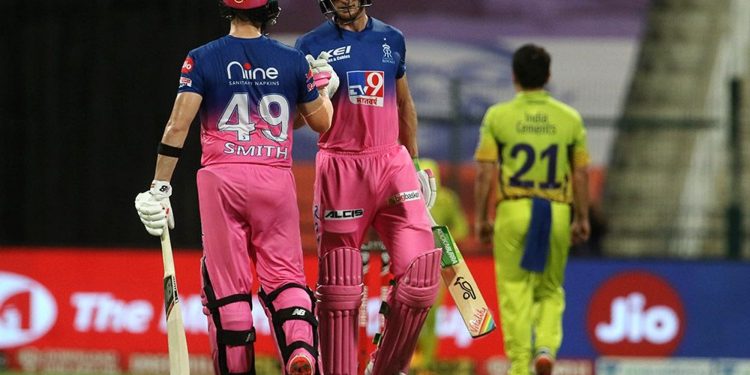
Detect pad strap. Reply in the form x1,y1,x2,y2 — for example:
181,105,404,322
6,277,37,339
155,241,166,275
202,259,256,375
258,284,319,367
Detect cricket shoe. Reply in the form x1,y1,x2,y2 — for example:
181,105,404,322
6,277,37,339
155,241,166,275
533,349,554,375
364,361,406,375
287,353,313,375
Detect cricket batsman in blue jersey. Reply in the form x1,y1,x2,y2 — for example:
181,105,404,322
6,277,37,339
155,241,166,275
134,1,337,374
295,1,441,374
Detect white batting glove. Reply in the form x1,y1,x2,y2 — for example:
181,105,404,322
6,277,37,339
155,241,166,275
134,180,175,237
305,51,340,98
417,169,437,210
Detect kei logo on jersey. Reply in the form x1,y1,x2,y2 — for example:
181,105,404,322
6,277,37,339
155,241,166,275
325,45,352,62
347,70,384,107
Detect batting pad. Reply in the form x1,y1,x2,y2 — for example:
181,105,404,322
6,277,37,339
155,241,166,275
369,249,441,375
316,247,364,375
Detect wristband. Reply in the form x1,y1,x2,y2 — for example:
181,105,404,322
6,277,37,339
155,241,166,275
157,142,183,158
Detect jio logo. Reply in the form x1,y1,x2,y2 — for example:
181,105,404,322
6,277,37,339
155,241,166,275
587,271,685,356
0,272,57,348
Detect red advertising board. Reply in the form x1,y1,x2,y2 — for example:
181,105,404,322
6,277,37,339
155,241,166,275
0,247,504,372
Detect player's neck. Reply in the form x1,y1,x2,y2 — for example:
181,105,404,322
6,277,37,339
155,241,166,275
337,13,368,32
229,20,262,39
514,83,545,93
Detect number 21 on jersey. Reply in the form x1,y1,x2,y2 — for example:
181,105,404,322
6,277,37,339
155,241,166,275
508,143,563,189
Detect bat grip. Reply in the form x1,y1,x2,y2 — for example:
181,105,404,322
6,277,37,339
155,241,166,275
425,207,438,227
160,227,176,276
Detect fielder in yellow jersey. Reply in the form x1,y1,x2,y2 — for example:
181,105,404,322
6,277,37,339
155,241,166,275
474,44,591,375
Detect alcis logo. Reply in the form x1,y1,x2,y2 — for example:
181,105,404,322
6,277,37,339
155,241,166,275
324,209,364,220
0,272,57,349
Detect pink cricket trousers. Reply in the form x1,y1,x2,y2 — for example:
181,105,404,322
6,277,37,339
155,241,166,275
197,163,316,375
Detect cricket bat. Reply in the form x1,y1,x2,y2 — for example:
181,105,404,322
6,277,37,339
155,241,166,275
357,246,371,374
428,212,496,338
160,227,191,375
374,246,392,346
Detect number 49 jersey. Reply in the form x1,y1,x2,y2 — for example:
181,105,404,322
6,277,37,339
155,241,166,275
295,18,406,152
178,35,318,168
474,91,590,204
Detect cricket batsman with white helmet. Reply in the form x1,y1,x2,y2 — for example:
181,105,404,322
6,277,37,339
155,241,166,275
134,1,336,373
294,1,442,374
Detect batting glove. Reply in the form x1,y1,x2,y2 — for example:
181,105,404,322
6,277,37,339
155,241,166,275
416,168,437,210
306,51,340,98
134,180,175,237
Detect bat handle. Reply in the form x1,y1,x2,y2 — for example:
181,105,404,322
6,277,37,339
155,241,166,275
160,227,176,276
425,206,438,227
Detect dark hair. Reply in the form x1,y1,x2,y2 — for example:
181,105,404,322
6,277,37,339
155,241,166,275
218,1,280,31
512,44,551,89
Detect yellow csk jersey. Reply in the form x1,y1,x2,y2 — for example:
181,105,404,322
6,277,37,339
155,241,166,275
474,90,590,203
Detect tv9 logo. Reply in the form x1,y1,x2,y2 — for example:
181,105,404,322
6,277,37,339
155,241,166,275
587,271,684,356
347,70,384,107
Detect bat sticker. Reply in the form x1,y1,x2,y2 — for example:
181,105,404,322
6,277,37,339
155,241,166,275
454,276,477,300
164,275,179,315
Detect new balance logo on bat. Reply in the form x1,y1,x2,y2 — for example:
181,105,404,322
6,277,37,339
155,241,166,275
454,277,477,300
324,209,364,220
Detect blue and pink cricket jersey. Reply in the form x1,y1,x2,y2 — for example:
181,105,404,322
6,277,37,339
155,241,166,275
295,17,406,152
178,35,318,168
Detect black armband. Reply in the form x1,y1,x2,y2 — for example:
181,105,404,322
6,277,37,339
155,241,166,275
157,142,183,158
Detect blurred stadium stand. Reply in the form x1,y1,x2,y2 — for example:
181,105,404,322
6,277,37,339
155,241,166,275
603,0,750,259
0,0,745,257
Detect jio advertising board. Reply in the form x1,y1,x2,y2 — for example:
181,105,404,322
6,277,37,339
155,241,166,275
562,259,750,358
1,248,749,373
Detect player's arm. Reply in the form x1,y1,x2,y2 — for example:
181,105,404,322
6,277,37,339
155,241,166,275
571,158,591,245
570,116,592,245
153,92,203,182
474,160,496,244
296,51,337,132
473,113,499,243
135,92,202,237
396,74,418,157
298,95,333,134
397,74,437,208
293,113,307,129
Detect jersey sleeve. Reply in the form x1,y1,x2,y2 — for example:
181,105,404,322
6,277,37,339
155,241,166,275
177,53,204,95
571,113,591,168
294,37,310,56
297,52,319,104
474,109,499,162
397,34,406,78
